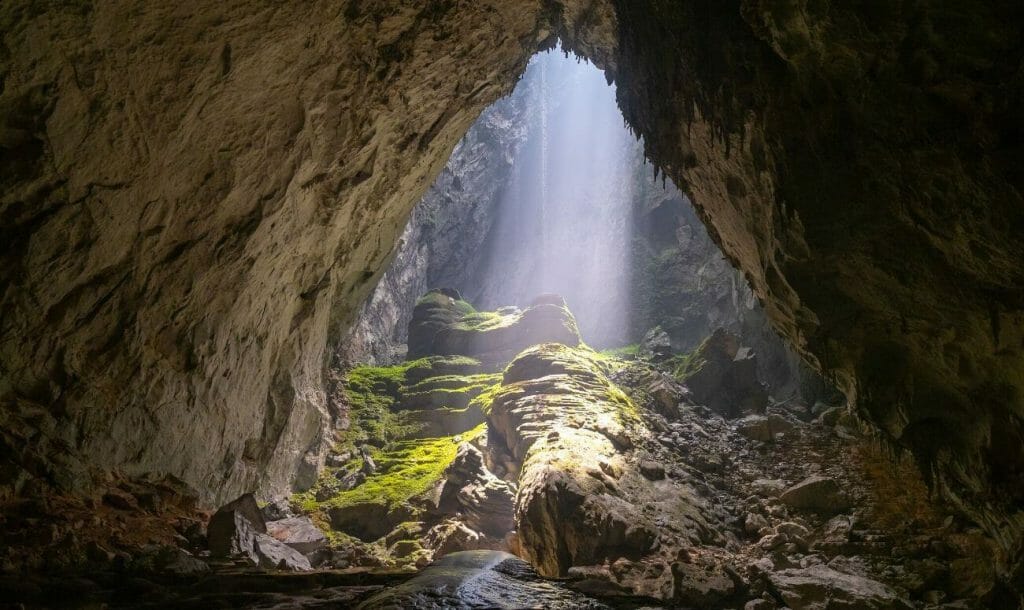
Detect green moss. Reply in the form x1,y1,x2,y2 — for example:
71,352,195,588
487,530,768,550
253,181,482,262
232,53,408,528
599,343,640,359
316,426,485,511
452,310,517,331
401,373,501,395
666,345,706,381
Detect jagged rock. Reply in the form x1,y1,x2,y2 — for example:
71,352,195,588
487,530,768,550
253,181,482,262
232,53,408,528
780,477,852,515
768,564,913,610
266,516,327,555
640,326,674,360
206,496,311,571
441,443,515,537
251,533,312,571
260,498,293,522
647,373,688,418
745,513,770,535
736,414,795,442
681,330,769,419
207,494,267,557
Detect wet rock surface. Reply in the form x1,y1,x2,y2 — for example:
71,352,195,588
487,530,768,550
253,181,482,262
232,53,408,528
356,550,614,610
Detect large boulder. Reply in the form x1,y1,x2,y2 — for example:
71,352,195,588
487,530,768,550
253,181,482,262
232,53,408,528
679,329,769,418
407,289,473,359
266,516,328,556
779,476,853,515
486,344,716,598
207,493,311,571
207,493,266,557
768,564,913,610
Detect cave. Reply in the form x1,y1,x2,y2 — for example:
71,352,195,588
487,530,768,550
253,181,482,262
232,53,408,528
1,2,1022,608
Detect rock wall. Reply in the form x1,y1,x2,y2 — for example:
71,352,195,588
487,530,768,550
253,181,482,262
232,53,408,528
0,0,547,503
2,0,1022,575
340,75,534,365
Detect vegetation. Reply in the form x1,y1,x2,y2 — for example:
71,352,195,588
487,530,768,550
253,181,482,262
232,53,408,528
599,343,641,359
299,427,485,514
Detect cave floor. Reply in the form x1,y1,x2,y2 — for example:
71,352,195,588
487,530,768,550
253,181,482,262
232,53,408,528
1,398,992,609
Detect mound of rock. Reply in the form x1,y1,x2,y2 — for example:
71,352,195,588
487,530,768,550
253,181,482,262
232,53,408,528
486,344,717,599
208,493,314,571
679,329,768,418
407,291,581,364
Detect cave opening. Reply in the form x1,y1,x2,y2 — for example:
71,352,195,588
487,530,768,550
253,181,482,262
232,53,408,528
3,2,1022,607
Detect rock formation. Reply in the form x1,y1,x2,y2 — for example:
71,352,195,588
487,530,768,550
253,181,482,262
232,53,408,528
1,0,1022,593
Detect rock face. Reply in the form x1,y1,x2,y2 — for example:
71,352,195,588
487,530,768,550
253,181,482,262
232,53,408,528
680,329,770,418
441,443,516,537
340,81,533,365
1,0,1022,577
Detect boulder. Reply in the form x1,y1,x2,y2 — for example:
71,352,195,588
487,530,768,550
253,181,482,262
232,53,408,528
207,493,267,557
647,373,688,418
681,329,769,418
768,564,913,609
260,497,293,522
266,516,328,555
736,414,794,442
252,533,312,571
407,289,470,359
639,326,674,361
206,494,312,571
779,476,852,515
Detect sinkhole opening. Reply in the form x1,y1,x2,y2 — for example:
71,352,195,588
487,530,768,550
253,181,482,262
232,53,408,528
346,47,775,360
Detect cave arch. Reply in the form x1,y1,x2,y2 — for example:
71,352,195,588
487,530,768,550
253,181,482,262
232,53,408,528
1,0,1022,571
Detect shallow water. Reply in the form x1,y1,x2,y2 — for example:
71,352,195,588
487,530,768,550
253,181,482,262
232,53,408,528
357,550,615,609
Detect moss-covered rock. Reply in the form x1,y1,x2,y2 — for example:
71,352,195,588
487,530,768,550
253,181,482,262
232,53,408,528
483,343,714,587
407,292,582,364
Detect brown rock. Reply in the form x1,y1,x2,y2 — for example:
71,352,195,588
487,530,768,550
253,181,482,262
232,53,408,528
779,476,852,515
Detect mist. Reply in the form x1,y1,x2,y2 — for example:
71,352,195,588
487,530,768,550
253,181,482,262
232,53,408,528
464,49,652,347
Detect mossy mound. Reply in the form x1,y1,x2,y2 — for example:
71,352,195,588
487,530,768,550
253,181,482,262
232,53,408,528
295,426,486,542
406,291,582,364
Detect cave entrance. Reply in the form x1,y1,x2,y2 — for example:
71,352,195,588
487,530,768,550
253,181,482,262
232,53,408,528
346,48,761,360
297,46,844,599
